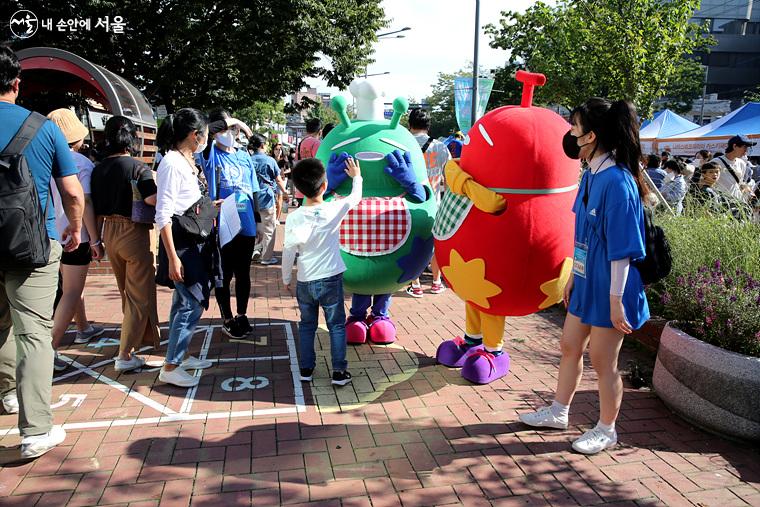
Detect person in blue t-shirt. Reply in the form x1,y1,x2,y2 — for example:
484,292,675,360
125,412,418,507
250,134,287,266
0,45,85,459
520,98,650,456
197,108,259,339
644,153,666,189
447,131,464,158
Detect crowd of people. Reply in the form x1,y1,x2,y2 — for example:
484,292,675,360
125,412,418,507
1,37,757,462
0,46,315,457
643,138,759,219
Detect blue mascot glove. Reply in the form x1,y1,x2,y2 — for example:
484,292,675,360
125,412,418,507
326,151,352,194
383,150,426,202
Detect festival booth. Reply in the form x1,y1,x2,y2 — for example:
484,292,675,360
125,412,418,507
639,109,699,155
657,102,760,156
15,47,157,165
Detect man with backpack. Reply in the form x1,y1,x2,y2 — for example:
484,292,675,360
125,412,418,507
405,108,450,298
0,45,84,459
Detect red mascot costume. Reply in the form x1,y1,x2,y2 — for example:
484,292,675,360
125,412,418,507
433,71,579,384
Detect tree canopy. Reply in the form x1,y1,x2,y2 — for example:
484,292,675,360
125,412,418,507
3,0,386,112
485,0,713,119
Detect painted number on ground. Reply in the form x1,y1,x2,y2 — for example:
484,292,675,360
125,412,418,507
220,376,270,392
50,394,87,409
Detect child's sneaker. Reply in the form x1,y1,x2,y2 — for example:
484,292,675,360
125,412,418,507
300,368,314,382
406,285,424,298
430,281,446,294
331,370,352,386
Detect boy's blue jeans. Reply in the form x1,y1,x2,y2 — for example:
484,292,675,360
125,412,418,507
296,273,347,372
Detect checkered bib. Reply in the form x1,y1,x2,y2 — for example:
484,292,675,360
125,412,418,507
339,196,411,256
433,189,473,240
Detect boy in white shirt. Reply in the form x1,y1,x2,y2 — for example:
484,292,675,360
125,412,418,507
282,155,362,386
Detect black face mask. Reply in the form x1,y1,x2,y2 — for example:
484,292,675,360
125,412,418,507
562,129,591,160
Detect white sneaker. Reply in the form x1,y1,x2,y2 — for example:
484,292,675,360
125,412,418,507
2,392,19,414
21,426,66,459
159,366,199,387
114,354,146,372
74,325,105,344
572,427,618,455
181,356,213,370
519,406,569,429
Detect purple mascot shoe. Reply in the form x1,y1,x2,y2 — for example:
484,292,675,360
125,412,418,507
461,349,511,384
436,336,485,367
368,315,396,344
346,317,369,345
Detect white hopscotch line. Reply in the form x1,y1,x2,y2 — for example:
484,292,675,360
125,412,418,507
179,325,214,414
0,322,306,436
61,357,178,416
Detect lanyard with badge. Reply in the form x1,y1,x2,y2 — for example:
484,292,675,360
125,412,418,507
572,155,611,279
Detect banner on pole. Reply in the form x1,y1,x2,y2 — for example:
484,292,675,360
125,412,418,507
454,76,494,134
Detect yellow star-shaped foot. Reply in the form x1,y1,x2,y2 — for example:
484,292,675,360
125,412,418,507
538,257,574,310
441,249,502,309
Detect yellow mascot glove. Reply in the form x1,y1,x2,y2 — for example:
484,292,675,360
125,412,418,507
445,159,506,213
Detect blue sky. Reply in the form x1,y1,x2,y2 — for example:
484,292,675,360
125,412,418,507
307,0,549,103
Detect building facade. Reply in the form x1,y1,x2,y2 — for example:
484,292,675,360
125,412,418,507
692,0,760,103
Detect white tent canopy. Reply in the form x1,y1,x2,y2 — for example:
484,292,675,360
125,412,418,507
657,102,760,155
639,109,699,154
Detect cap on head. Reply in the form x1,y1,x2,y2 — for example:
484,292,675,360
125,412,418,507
728,134,756,149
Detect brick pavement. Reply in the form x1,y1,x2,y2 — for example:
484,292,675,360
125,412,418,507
0,221,758,506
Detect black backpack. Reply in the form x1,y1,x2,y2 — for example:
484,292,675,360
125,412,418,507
632,207,672,285
0,112,51,270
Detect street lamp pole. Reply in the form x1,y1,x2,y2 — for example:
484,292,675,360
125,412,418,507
471,0,480,128
699,64,709,125
365,27,411,79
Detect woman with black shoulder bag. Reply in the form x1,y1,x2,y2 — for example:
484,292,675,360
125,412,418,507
155,108,218,388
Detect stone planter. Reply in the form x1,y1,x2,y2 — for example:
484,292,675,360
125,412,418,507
653,323,760,441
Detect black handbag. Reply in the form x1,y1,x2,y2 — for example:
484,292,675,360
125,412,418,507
173,195,218,241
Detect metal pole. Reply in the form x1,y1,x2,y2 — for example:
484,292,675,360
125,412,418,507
471,0,480,128
699,65,709,125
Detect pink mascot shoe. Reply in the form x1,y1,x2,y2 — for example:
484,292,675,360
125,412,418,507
345,317,369,344
368,315,396,344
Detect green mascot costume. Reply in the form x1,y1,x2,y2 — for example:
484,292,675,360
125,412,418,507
315,79,437,344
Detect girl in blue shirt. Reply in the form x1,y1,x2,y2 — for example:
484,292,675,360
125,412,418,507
197,108,259,339
520,98,650,455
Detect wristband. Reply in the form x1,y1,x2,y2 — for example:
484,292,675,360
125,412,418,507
91,240,102,247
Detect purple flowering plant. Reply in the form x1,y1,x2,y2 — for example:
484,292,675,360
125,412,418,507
660,260,760,357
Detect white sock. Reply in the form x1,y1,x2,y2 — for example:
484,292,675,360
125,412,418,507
550,400,569,420
596,420,616,435
411,282,421,288
432,277,441,284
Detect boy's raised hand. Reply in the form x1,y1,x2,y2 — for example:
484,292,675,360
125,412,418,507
344,157,361,178
326,151,351,193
